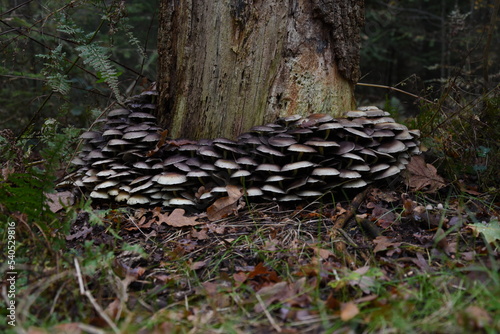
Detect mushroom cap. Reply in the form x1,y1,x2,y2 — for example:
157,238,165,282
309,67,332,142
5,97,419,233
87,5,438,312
268,136,297,147
187,170,211,178
372,165,401,180
80,131,102,140
304,139,340,148
96,169,117,177
262,184,286,194
236,157,258,166
115,191,130,202
108,139,132,146
167,198,196,206
346,111,367,118
339,170,362,179
214,159,240,170
128,112,157,121
377,140,407,153
342,179,368,188
102,129,123,137
281,161,315,172
256,163,281,172
256,145,286,157
343,127,371,139
198,146,222,159
245,187,264,196
287,144,317,154
231,170,251,178
164,155,189,166
127,194,149,205
295,190,323,197
311,167,340,176
130,175,152,185
130,181,154,194
90,190,109,199
108,108,130,118
155,172,187,185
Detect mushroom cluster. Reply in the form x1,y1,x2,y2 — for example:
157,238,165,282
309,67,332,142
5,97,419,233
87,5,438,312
71,89,420,208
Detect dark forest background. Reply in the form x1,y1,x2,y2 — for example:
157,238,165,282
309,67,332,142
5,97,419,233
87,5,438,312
1,0,499,189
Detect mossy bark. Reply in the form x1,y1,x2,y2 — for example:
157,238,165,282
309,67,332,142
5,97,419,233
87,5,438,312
157,0,364,140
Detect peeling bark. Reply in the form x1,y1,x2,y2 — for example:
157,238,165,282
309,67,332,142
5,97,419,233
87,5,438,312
157,0,364,140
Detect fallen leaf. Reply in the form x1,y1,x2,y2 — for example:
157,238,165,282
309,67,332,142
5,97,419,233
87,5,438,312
65,226,93,241
191,228,209,240
206,185,243,221
467,220,500,245
207,223,226,234
311,246,334,260
405,156,446,192
104,298,122,320
373,236,402,253
45,191,74,213
340,302,359,321
190,260,207,270
156,208,203,227
458,305,492,330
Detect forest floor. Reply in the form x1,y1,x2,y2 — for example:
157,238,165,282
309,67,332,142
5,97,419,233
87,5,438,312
24,171,500,334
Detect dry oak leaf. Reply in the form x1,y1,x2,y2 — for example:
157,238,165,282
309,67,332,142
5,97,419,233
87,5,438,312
45,191,74,213
373,236,402,253
405,156,446,192
207,185,244,221
156,208,203,227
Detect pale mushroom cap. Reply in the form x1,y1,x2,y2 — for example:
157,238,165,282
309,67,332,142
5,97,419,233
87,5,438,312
155,172,187,185
342,179,368,188
377,140,407,153
214,159,240,169
372,165,401,180
246,187,264,196
127,195,149,205
262,184,286,194
311,167,340,176
94,180,119,190
90,190,110,199
256,163,281,172
281,161,315,172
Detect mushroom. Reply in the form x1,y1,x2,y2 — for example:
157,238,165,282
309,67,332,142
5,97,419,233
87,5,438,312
377,140,407,154
127,194,150,205
155,172,187,185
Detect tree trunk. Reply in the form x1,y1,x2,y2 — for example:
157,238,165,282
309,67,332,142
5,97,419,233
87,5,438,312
156,0,364,140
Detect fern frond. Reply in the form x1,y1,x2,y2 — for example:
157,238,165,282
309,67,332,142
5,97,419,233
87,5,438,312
76,43,123,102
37,44,71,95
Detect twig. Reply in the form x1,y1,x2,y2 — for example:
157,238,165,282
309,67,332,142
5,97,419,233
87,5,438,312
255,293,282,333
330,188,370,267
356,82,436,106
74,258,121,334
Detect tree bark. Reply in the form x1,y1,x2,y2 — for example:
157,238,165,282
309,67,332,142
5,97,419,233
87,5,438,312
157,0,364,140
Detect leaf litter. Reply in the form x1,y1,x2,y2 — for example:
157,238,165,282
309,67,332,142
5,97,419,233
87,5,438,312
57,160,500,332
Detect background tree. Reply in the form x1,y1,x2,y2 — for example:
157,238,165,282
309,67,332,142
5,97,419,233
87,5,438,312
155,0,364,139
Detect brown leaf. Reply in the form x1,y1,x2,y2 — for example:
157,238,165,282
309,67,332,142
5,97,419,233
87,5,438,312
65,226,93,241
45,191,74,213
156,208,203,227
191,228,209,240
311,246,334,260
373,236,402,253
405,156,446,192
206,185,243,221
190,260,207,270
104,298,122,320
340,302,359,321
